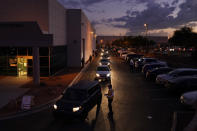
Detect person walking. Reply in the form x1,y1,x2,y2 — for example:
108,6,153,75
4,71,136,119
81,57,84,67
89,55,92,62
105,84,114,114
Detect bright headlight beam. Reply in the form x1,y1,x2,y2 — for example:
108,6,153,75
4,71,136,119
53,104,57,110
73,107,81,112
96,73,100,77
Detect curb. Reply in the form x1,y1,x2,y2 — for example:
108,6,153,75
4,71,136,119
0,61,92,121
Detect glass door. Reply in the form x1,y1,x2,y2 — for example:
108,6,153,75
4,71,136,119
17,57,27,76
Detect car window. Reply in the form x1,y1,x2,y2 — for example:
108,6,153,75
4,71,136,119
63,89,86,101
97,67,109,71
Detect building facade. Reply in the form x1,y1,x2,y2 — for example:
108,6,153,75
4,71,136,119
67,9,96,67
0,0,96,84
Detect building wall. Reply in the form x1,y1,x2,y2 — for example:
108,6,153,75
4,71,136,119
81,11,96,63
0,0,67,46
66,9,81,67
48,0,66,46
0,0,49,32
66,9,96,67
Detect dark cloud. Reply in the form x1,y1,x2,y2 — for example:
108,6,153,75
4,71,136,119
102,0,197,35
81,0,106,6
60,0,197,35
60,0,108,7
175,0,197,25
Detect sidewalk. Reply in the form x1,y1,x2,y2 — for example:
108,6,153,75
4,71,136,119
0,68,80,117
0,76,32,109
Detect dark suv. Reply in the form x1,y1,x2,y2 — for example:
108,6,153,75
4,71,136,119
52,81,102,120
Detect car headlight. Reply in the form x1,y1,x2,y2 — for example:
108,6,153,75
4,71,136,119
53,104,58,110
96,73,100,77
101,53,104,56
99,62,102,65
107,63,110,65
73,106,81,112
107,73,110,77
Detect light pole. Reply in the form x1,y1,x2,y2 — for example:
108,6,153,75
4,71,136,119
144,23,148,52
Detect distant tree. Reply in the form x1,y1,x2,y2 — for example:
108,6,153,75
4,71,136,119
169,26,197,48
112,35,156,52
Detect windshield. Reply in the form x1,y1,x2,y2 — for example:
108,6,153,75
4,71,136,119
63,89,86,101
101,59,109,62
97,67,109,71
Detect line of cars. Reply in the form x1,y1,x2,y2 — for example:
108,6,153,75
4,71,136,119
116,48,197,108
95,49,111,82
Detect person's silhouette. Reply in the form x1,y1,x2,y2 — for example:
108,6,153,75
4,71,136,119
105,84,114,113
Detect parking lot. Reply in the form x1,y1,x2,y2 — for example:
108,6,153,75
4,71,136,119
0,51,195,131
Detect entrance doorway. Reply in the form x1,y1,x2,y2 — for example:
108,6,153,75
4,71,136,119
17,57,27,76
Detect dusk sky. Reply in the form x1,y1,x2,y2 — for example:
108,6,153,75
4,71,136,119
59,0,197,37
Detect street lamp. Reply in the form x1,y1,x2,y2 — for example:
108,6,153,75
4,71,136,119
144,24,148,52
144,24,148,37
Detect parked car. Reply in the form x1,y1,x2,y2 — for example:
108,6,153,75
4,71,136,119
52,80,102,120
156,68,197,85
96,65,111,81
142,63,168,76
180,91,197,106
146,67,173,81
135,58,161,71
164,75,197,92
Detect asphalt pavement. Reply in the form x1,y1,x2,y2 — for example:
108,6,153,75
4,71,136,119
0,55,189,131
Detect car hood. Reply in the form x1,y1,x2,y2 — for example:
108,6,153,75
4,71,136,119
56,99,81,107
